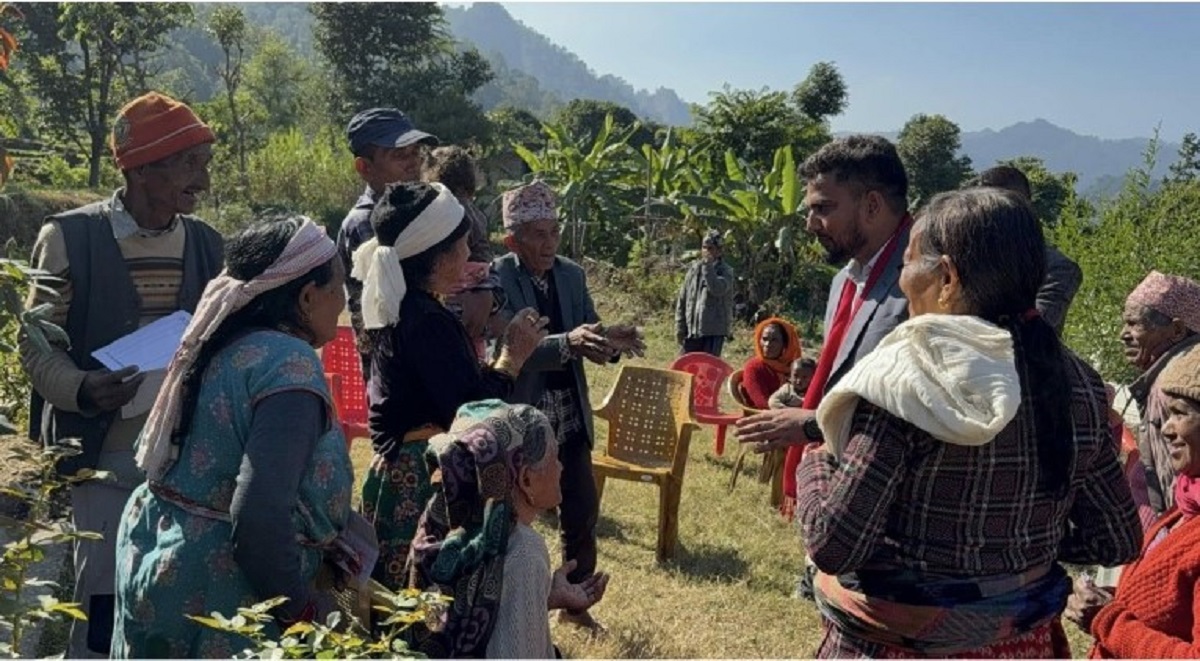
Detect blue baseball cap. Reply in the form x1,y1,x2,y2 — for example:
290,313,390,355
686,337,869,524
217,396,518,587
346,108,438,156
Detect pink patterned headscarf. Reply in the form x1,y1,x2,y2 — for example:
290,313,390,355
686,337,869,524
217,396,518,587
136,218,337,481
501,180,557,229
1126,270,1200,333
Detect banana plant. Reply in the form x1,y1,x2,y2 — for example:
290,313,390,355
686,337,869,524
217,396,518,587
509,112,643,261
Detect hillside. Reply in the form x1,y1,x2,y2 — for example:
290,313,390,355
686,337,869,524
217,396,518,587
167,3,1176,192
842,119,1181,197
173,2,692,125
441,3,693,125
961,119,1180,195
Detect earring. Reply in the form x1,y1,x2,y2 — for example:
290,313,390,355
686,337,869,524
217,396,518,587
937,296,949,310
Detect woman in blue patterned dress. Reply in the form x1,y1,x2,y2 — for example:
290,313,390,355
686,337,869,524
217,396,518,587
112,216,355,657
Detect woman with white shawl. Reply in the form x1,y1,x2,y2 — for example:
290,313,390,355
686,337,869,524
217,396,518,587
796,188,1142,658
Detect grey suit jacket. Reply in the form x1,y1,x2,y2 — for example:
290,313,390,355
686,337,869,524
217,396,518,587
822,224,912,394
493,252,601,445
1039,245,1083,335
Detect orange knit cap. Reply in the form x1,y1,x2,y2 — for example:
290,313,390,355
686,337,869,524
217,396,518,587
109,92,216,170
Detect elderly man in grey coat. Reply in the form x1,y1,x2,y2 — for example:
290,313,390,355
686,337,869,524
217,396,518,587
493,180,644,633
675,229,735,357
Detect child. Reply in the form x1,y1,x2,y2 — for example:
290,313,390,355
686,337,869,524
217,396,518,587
769,357,816,409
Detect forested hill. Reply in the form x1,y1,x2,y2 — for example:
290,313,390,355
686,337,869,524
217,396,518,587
441,3,693,124
179,2,692,125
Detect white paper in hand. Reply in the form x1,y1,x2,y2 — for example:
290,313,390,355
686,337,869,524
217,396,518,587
91,310,192,372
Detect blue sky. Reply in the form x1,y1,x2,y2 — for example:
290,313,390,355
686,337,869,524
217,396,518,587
495,2,1200,141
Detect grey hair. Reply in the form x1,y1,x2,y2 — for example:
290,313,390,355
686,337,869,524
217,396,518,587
914,188,1045,321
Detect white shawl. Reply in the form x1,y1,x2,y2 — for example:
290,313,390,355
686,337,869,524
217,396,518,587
816,314,1021,456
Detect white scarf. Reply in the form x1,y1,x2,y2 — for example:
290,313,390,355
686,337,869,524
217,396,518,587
351,182,464,330
137,218,337,481
816,314,1021,457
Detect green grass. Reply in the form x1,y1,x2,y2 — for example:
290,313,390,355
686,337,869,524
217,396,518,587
348,280,1098,658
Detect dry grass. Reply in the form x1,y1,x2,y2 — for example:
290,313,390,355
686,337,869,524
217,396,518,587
348,285,1098,658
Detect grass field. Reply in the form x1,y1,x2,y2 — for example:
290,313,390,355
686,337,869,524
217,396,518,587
349,281,1097,658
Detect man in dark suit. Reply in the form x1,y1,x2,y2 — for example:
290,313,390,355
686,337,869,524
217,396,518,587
967,165,1083,335
493,180,643,631
735,135,913,597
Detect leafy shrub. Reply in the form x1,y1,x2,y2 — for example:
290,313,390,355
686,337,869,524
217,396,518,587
1054,155,1200,382
189,590,450,659
245,127,361,230
0,440,105,657
0,251,64,434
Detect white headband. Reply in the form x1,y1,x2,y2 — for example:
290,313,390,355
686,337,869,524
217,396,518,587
351,182,464,330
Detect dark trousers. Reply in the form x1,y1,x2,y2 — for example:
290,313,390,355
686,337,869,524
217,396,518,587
556,425,598,591
681,335,725,358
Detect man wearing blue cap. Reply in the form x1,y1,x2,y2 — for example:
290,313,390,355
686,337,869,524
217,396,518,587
335,108,439,376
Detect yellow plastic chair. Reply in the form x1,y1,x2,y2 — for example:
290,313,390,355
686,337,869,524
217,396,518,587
592,365,700,562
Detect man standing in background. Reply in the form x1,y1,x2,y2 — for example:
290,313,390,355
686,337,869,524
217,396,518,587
675,229,735,357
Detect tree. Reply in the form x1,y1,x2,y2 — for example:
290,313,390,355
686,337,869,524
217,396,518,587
550,99,653,150
243,32,310,135
987,156,1080,226
1167,132,1200,184
692,86,829,175
896,113,973,207
486,106,543,152
208,6,248,187
311,3,493,144
511,114,643,261
19,2,192,186
792,61,848,122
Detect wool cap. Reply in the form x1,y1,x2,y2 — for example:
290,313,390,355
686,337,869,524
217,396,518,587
1158,343,1200,404
110,92,216,170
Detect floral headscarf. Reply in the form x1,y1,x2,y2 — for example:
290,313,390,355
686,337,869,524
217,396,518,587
405,399,555,657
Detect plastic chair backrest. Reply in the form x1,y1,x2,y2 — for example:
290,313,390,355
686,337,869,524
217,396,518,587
728,369,749,408
669,352,733,415
598,366,695,466
321,326,368,428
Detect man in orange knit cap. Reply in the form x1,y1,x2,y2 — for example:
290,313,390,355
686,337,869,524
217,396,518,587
20,91,224,657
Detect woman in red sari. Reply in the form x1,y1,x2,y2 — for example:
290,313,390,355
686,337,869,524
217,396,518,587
741,317,802,409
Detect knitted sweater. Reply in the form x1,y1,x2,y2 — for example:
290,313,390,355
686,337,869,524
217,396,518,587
1089,509,1200,658
486,524,554,659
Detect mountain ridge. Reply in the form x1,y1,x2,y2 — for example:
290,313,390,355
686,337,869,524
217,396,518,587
839,118,1181,195
441,3,693,125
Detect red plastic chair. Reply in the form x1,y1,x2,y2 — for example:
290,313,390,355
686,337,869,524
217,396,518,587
669,352,741,456
321,326,369,449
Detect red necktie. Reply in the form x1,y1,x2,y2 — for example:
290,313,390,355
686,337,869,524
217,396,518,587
781,276,858,515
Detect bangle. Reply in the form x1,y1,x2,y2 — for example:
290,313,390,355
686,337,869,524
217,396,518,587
493,353,519,379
